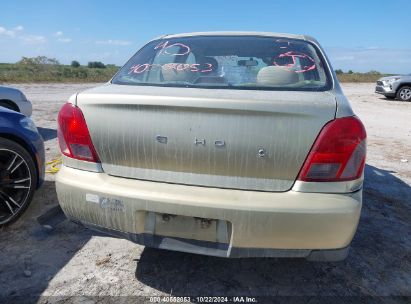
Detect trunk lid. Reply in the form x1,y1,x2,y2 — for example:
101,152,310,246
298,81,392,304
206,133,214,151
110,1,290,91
76,84,336,191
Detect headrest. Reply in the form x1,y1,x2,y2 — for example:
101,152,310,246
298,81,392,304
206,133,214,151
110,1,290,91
256,66,299,86
198,56,218,75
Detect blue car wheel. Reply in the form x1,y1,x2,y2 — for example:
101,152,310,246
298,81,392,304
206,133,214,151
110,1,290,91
0,137,37,226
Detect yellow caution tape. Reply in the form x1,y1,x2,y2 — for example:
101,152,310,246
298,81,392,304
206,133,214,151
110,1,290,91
45,157,62,174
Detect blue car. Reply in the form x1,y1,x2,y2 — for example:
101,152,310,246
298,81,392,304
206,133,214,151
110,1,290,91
0,107,45,226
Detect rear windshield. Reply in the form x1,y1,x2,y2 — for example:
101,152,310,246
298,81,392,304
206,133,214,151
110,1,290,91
112,36,331,91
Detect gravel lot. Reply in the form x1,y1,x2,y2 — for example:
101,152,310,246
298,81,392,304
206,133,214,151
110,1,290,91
0,83,410,302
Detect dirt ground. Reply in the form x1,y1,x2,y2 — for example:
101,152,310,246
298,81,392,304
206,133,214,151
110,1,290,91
0,83,410,302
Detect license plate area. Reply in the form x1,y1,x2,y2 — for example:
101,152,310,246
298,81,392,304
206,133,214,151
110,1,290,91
144,212,231,246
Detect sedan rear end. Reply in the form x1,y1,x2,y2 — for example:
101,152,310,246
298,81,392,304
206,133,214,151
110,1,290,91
56,32,366,261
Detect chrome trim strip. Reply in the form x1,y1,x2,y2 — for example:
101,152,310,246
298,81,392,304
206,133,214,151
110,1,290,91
292,175,363,193
62,155,103,173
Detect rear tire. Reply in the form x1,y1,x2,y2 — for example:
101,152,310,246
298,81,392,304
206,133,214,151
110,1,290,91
0,138,37,227
396,86,411,102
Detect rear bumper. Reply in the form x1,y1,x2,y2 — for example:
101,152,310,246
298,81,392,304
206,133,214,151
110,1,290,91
33,136,45,188
17,99,32,117
56,165,362,260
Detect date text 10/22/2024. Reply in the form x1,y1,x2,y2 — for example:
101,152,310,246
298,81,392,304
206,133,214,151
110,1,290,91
149,296,258,303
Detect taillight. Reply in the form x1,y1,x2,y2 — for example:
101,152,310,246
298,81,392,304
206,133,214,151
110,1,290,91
57,103,100,162
298,116,366,182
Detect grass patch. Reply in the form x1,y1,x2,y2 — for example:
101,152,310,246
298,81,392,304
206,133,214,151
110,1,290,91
0,62,119,83
336,73,390,83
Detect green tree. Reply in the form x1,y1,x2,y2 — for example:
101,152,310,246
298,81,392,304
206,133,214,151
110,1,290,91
17,56,60,65
367,70,381,75
335,69,344,75
88,61,106,69
71,60,80,68
348,70,354,74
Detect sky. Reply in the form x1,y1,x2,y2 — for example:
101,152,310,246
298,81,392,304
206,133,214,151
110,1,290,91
1,0,410,74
